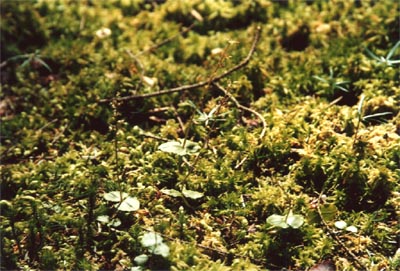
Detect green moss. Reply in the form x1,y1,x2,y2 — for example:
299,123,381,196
1,0,399,270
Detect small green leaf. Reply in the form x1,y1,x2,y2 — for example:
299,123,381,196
286,213,304,229
182,187,204,199
153,242,170,258
158,139,200,156
159,141,186,155
134,254,149,265
104,191,128,202
117,196,140,212
334,220,347,229
96,215,110,223
182,140,201,154
110,219,121,227
141,232,163,248
160,188,182,197
319,204,338,221
96,216,121,227
267,214,289,228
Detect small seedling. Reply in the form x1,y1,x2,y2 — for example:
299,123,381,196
158,139,201,156
266,210,304,229
103,191,140,212
2,49,52,72
353,94,393,147
96,215,122,228
356,95,393,123
313,67,350,94
140,232,170,258
161,187,204,200
132,232,170,270
184,100,228,126
365,40,400,66
334,220,358,233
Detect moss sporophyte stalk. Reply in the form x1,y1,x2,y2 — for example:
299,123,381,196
1,1,399,270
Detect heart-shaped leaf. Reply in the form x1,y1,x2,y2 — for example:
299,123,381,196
140,232,163,248
153,242,170,258
109,218,121,227
266,214,289,228
117,196,140,212
345,225,358,233
104,191,128,202
182,187,204,199
96,215,110,223
160,189,182,197
319,204,338,221
334,220,347,229
159,141,186,155
158,140,200,156
134,254,149,265
267,211,305,229
286,213,304,229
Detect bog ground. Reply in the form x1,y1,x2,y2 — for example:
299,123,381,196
1,1,399,270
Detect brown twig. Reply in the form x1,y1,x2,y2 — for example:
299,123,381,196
98,26,262,103
316,192,367,270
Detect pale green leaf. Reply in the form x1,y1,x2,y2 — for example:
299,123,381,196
141,232,163,248
153,242,170,258
96,215,110,223
182,187,204,199
118,196,140,212
286,214,304,229
345,225,358,233
134,254,149,265
158,141,186,155
266,214,288,228
104,191,128,202
334,220,347,229
160,188,182,197
319,204,338,221
158,140,200,156
109,218,121,227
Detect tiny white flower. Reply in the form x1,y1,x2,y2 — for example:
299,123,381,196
95,27,112,39
142,76,157,87
211,48,224,55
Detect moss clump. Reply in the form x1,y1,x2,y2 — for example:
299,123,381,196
1,0,399,270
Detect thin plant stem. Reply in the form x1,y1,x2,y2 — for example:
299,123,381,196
213,83,267,140
316,192,367,270
98,26,262,103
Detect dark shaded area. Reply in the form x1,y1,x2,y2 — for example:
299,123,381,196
280,24,310,52
337,159,393,212
0,168,18,200
264,228,304,269
0,2,48,62
332,87,360,106
247,143,301,177
295,157,328,193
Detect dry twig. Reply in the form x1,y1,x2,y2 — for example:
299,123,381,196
316,192,367,270
98,26,262,103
